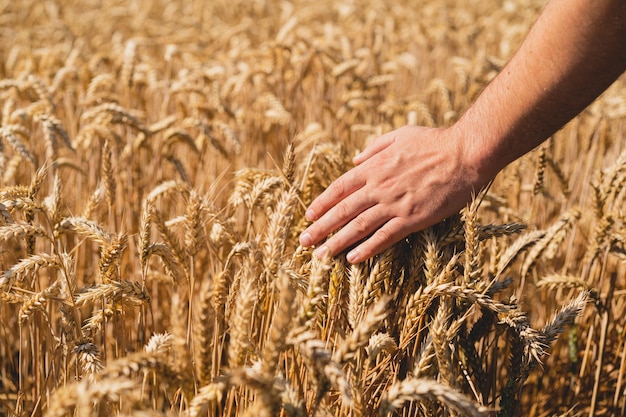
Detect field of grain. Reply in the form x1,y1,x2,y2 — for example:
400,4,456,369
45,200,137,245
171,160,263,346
1,0,625,416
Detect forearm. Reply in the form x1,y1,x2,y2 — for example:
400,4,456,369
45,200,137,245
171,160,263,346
457,0,626,181
299,0,626,263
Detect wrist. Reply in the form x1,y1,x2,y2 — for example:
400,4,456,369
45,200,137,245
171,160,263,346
448,120,503,191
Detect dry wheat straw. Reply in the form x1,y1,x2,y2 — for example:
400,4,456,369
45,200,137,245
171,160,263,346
0,185,30,201
540,291,588,349
431,303,457,388
193,276,215,385
498,308,546,366
0,125,36,165
1,2,620,416
288,326,352,407
463,198,483,285
227,276,258,368
1,253,62,289
263,186,298,277
348,262,367,329
188,380,229,417
45,377,138,417
366,332,397,359
19,279,61,325
299,255,331,328
0,222,50,242
57,216,112,245
44,172,63,223
99,233,127,282
40,114,74,153
184,189,204,258
261,269,296,376
149,205,187,274
143,243,187,283
334,296,391,365
0,290,28,303
74,339,104,380
100,139,115,209
363,248,394,311
533,145,547,195
75,280,149,306
380,378,487,417
536,274,592,292
0,201,13,224
520,208,580,279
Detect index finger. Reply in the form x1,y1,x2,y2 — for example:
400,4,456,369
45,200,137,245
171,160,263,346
305,165,365,222
353,130,396,165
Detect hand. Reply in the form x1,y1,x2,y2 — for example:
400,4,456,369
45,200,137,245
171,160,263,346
300,0,626,264
298,125,488,263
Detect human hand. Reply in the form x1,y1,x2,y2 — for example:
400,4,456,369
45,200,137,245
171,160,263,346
298,125,488,263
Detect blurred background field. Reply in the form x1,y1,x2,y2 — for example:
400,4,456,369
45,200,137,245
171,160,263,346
0,1,625,416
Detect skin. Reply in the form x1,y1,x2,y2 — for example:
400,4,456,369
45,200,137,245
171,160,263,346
299,0,626,264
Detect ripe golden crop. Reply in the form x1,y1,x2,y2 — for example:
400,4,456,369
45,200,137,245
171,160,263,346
0,1,624,416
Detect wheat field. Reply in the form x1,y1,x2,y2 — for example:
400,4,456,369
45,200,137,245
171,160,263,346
0,0,625,416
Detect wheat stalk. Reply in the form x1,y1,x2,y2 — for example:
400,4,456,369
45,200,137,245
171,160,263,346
380,378,487,417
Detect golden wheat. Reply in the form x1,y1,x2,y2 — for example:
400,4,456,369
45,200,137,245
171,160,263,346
1,1,624,416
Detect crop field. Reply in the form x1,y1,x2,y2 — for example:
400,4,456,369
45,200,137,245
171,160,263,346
0,0,625,416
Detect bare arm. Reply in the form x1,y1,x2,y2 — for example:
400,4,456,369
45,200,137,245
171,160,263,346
299,0,626,264
461,0,626,179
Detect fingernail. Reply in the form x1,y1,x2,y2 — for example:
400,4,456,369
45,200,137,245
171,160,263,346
299,232,312,247
346,249,359,264
314,245,329,259
305,208,316,221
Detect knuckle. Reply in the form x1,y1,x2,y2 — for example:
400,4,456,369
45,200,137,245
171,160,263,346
335,201,352,221
375,219,405,247
329,176,346,199
351,214,370,235
374,227,394,244
323,235,344,258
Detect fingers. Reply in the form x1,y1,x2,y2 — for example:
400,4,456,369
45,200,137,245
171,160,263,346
304,166,365,223
352,131,396,165
309,204,390,259
299,183,375,249
302,128,404,248
345,217,413,263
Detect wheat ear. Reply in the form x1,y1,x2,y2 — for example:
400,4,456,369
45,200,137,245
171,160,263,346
380,378,487,417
